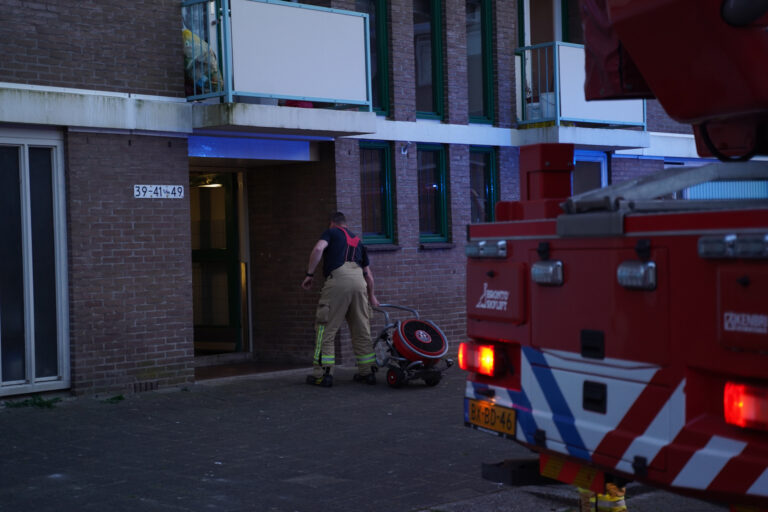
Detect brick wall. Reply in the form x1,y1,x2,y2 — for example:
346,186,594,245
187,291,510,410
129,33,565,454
647,100,693,134
444,0,468,125
246,143,338,364
494,0,517,128
361,140,469,353
390,0,417,122
234,0,521,367
610,155,664,185
1,0,185,97
498,146,521,202
66,132,194,395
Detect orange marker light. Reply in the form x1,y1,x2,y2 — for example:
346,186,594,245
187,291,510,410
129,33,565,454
458,342,468,370
458,342,506,378
478,345,496,376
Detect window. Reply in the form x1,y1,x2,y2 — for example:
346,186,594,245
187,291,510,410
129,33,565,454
470,147,497,223
356,0,390,115
572,150,608,195
518,0,583,45
562,0,584,44
0,131,69,396
467,0,494,122
414,0,443,119
666,160,768,200
417,145,448,242
360,141,394,243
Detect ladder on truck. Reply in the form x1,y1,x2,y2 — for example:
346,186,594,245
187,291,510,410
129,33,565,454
557,161,768,238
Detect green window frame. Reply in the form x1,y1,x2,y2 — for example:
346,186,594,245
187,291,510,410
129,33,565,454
417,144,448,242
467,0,494,123
357,0,390,115
360,141,394,244
469,146,498,223
414,0,444,120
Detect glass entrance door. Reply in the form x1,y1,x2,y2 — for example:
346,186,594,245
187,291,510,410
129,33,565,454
0,133,69,396
190,172,242,354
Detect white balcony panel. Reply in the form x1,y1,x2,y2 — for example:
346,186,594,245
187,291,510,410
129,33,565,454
230,0,368,104
559,45,644,125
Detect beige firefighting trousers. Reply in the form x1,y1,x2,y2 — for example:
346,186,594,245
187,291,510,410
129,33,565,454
312,262,376,378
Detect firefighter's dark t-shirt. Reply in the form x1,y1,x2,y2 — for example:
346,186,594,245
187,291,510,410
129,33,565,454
320,227,369,277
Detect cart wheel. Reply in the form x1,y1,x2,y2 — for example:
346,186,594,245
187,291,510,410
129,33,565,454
387,367,405,388
424,373,441,387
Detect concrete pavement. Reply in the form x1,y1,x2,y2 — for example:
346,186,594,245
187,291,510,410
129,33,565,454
0,366,727,512
1,365,522,511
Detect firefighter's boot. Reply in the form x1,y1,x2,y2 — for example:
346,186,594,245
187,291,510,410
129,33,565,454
306,367,333,387
597,483,627,512
353,366,377,385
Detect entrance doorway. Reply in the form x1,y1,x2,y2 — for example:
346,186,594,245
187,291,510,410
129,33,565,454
190,172,247,355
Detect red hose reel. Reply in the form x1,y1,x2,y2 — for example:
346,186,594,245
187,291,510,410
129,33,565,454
392,319,449,367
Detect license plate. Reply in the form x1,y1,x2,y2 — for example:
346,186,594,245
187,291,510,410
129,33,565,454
468,399,516,437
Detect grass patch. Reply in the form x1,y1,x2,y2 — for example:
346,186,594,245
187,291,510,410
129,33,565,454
103,395,125,404
4,395,62,409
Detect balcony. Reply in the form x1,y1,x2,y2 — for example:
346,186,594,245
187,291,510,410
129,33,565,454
181,0,376,138
514,42,648,151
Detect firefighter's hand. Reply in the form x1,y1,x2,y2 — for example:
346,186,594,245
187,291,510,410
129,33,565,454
301,276,313,290
369,294,380,307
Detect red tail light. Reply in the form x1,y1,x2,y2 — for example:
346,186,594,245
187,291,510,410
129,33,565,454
724,381,768,431
458,342,504,377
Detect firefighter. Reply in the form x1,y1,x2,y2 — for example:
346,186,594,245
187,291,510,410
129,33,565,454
301,212,380,387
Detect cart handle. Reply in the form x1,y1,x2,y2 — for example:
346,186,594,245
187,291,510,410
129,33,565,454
372,304,419,325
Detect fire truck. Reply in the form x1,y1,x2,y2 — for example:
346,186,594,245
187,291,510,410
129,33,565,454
459,0,768,509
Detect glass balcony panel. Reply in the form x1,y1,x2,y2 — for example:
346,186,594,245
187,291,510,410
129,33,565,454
182,0,372,111
516,42,645,128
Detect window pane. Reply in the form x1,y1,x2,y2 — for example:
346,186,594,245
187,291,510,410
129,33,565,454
361,146,385,237
467,0,486,118
357,0,381,110
0,146,26,382
29,147,58,378
565,0,584,44
192,261,230,326
572,160,603,195
685,180,768,200
414,0,434,113
418,150,440,235
470,151,490,223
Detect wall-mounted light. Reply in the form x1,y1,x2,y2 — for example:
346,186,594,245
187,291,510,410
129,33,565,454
401,141,412,155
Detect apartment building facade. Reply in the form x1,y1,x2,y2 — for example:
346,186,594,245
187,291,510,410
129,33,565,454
0,0,709,397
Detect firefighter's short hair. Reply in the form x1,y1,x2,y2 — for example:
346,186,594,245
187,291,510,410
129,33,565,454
330,211,347,225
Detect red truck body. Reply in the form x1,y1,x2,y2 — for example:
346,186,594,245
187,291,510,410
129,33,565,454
461,2,768,506
461,143,768,508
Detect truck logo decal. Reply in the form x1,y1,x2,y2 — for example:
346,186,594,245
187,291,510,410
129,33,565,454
476,282,509,311
724,311,768,335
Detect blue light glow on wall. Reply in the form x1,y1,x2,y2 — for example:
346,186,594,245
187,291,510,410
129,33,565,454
188,136,314,161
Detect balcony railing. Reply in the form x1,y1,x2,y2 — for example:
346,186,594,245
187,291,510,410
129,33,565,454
515,42,645,128
181,0,372,110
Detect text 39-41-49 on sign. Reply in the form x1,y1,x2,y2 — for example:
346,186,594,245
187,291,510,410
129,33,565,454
134,185,185,199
